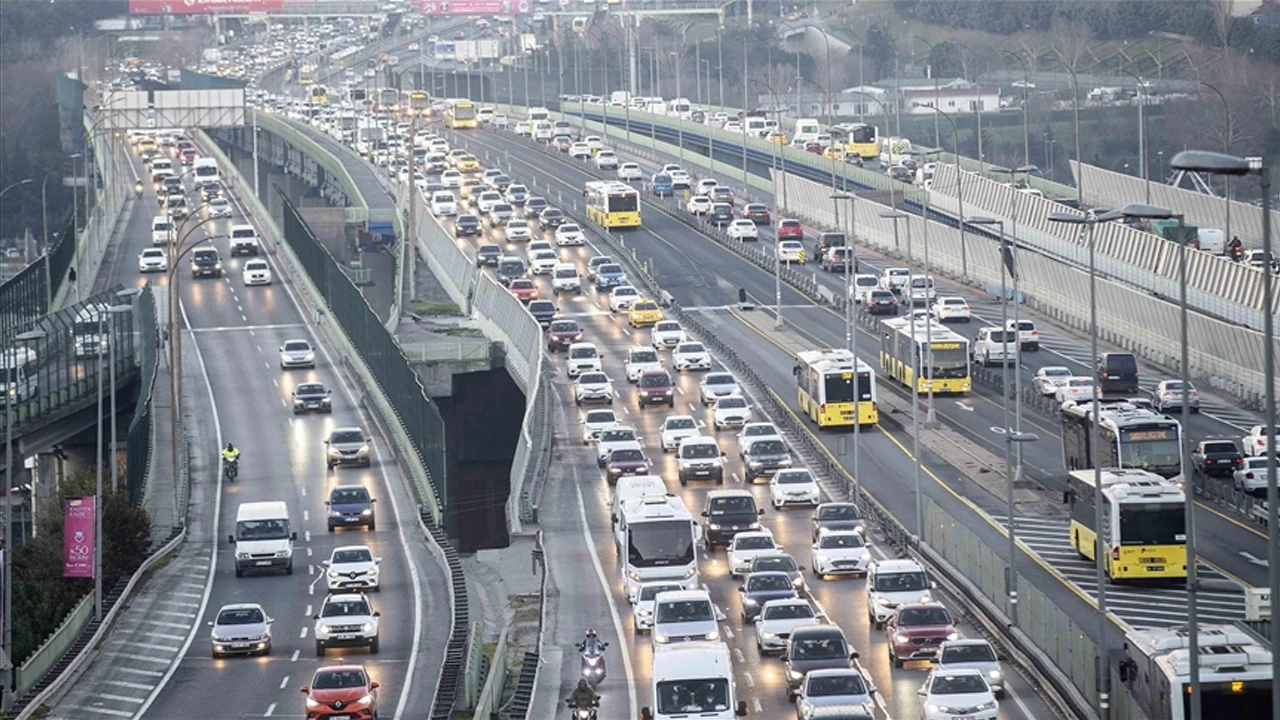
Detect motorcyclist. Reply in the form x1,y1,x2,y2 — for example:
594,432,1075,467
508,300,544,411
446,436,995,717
221,443,241,464
1229,235,1244,261
568,678,599,710
577,628,606,656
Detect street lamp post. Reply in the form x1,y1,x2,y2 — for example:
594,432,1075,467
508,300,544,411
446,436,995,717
111,287,143,493
1117,67,1151,203
914,35,941,149
833,192,861,499
1001,50,1032,169
1198,82,1232,245
94,300,134,621
43,156,80,252
1168,150,1275,720
882,209,924,535
919,105,968,277
1054,57,1084,206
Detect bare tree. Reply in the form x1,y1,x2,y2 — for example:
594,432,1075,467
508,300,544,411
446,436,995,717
1049,17,1094,71
1207,0,1236,80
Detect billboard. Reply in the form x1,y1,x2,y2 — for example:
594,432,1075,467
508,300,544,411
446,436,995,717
63,497,95,579
413,0,533,14
129,0,287,15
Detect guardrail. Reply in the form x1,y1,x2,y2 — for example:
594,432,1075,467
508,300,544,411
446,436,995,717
470,626,509,720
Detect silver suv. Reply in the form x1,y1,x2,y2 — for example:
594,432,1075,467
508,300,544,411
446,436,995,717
313,592,380,656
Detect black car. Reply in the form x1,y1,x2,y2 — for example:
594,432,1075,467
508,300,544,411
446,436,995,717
491,174,513,192
784,625,856,698
524,197,548,218
199,181,222,201
863,289,899,315
190,247,222,278
539,207,566,229
738,571,798,622
476,244,502,267
742,438,792,482
810,502,865,541
325,484,376,532
701,490,764,550
1192,440,1243,478
527,299,558,327
709,203,735,226
455,214,481,236
1097,352,1140,394
546,319,583,351
292,382,333,414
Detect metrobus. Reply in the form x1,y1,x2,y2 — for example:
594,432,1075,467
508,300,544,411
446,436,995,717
1065,468,1186,581
832,123,879,161
378,87,400,111
1061,400,1184,484
613,495,700,602
794,348,878,428
299,64,316,85
309,84,329,105
584,181,641,228
878,317,972,394
1119,624,1273,720
444,99,478,128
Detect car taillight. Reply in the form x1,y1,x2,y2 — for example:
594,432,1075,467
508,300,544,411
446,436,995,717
1245,472,1254,479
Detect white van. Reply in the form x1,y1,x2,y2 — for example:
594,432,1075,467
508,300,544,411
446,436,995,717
151,215,172,245
611,475,667,525
193,157,220,185
668,97,692,120
527,107,550,122
430,190,457,216
652,589,720,644
228,501,296,577
791,118,821,145
1197,227,1225,254
973,326,1016,367
867,558,934,626
641,641,747,720
743,117,769,137
0,346,38,404
149,157,174,182
551,263,581,294
532,121,554,141
907,275,936,305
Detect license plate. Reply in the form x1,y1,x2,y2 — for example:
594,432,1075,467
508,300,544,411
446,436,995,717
335,634,356,640
957,716,975,720
306,402,320,408
694,471,709,476
730,525,740,531
230,643,249,649
1145,565,1165,572
330,715,351,720
254,560,272,566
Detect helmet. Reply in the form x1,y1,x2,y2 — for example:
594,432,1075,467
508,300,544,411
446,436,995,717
585,628,597,638
225,442,234,450
577,678,589,691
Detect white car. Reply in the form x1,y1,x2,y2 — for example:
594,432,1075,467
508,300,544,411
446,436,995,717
279,339,315,368
551,263,581,293
580,408,618,445
527,240,555,255
1055,377,1097,403
712,395,752,430
440,169,462,187
624,346,663,382
573,371,614,405
584,135,604,151
617,162,643,181
313,593,380,656
726,219,758,240
686,195,712,215
566,342,603,378
754,599,821,655
594,150,619,170
936,639,1007,699
879,267,911,292
1006,319,1040,350
596,425,641,466
931,296,971,322
430,191,457,216
695,178,718,195
777,240,804,263
242,259,273,285
1242,425,1279,457
699,372,739,406
659,415,700,452
505,218,532,241
529,250,559,275
608,286,641,312
769,468,820,508
632,581,687,633
138,247,168,273
852,274,880,303
727,529,779,577
555,223,586,246
918,668,999,720
651,321,687,349
568,142,592,159
671,341,711,371
1034,366,1073,396
736,422,781,457
207,196,233,218
322,545,381,592
670,171,693,189
810,529,872,578
1234,456,1270,494
476,191,503,214
514,121,531,136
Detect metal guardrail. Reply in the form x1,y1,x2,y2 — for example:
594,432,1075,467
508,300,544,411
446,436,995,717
471,626,509,720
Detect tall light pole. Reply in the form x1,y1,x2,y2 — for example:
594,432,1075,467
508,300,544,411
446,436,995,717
1198,82,1232,245
671,50,685,165
1169,151,1275,720
920,105,968,277
752,77,788,330
110,288,143,493
94,300,134,621
833,192,861,499
953,41,986,174
1054,56,1083,206
1117,67,1151,203
716,24,725,115
913,35,941,149
42,156,79,252
1001,50,1032,168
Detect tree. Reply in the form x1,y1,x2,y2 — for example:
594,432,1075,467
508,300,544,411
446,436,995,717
863,24,897,82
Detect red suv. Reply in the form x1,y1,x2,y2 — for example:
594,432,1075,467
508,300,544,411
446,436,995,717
886,602,959,668
301,665,379,720
777,219,803,239
637,368,675,408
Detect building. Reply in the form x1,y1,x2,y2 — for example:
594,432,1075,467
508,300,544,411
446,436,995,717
871,78,1001,116
755,79,999,120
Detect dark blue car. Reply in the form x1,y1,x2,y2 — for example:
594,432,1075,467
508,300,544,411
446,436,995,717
594,263,627,290
738,570,798,622
326,484,377,532
651,172,673,197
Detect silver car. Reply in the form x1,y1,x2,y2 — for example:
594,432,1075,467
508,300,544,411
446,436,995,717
279,338,316,368
209,603,273,658
795,668,876,719
325,427,371,469
699,372,739,406
936,639,1006,698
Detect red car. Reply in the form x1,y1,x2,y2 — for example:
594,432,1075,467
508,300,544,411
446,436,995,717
803,141,824,154
301,665,378,720
777,219,804,239
180,148,198,166
508,278,539,303
743,203,771,225
886,602,959,668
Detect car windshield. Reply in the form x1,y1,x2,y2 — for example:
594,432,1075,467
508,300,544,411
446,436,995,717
792,635,847,660
819,504,862,521
1043,367,1071,378
236,519,289,541
321,598,370,617
194,250,217,262
600,264,622,275
600,429,636,443
615,287,637,297
550,321,578,333
217,607,264,625
875,571,928,592
764,603,813,620
611,449,644,464
819,533,865,549
747,574,791,591
561,224,580,233
332,548,373,564
735,536,774,550
744,425,775,436
752,440,785,455
807,673,867,696
656,322,680,332
942,644,997,663
634,301,657,311
753,556,797,572
899,607,952,626
707,375,735,387
585,410,615,424
640,374,669,388
570,347,598,359
666,418,695,430
680,343,705,353
330,430,364,444
330,488,369,505
296,385,326,396
313,669,368,690
718,398,747,409
931,674,989,695
682,443,719,459
579,373,607,384
631,349,658,363
639,584,684,601
775,471,811,485
530,301,555,312
655,679,729,714
708,496,753,514
656,599,713,622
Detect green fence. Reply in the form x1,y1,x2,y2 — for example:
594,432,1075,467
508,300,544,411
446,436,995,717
277,190,448,523
126,285,160,505
0,214,74,339
15,593,93,697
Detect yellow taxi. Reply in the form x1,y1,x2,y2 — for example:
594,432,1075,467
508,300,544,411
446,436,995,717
627,299,664,327
459,179,485,202
823,145,846,161
456,155,481,173
767,131,789,145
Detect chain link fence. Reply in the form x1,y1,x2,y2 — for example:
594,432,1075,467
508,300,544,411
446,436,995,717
0,215,74,340
125,285,160,505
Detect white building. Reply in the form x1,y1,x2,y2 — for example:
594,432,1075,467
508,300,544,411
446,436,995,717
756,79,999,120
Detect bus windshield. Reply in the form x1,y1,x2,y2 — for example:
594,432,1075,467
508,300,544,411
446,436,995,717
608,193,638,213
821,373,872,403
453,103,476,120
1119,504,1185,545
627,521,694,568
851,125,876,144
1119,431,1181,473
924,346,969,379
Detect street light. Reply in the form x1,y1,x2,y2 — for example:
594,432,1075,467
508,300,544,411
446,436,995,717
915,104,969,277
1053,56,1084,206
833,193,861,498
1000,50,1032,168
110,287,142,495
0,179,33,200
43,156,80,252
1116,67,1152,203
882,208,925,535
1198,82,1233,245
1169,150,1275,720
913,35,941,149
94,300,135,622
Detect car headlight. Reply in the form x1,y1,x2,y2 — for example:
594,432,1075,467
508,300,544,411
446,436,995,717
708,523,721,530
357,444,370,456
742,598,757,606
306,697,322,708
760,631,776,639
988,670,1003,680
330,510,343,517
704,631,717,640
747,522,761,530
788,670,803,680
637,608,652,618
748,461,762,468
361,508,373,516
978,701,997,711
215,262,223,270
876,597,893,607
328,570,340,578
358,694,374,706
946,632,960,641
920,592,933,603
275,549,290,557
854,524,866,535
654,632,668,643
626,570,642,582
361,623,373,632
927,703,942,713
236,551,251,560
894,634,909,643
315,625,330,637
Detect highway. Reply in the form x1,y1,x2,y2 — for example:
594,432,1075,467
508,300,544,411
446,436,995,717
424,128,1054,720
64,138,451,719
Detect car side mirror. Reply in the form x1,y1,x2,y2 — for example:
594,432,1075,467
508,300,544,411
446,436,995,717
227,534,236,545
373,611,381,617
291,532,298,541
641,709,654,720
266,617,274,624
930,581,938,590
850,650,859,659
737,586,745,593
323,440,330,445
701,511,709,517
953,616,961,625
312,615,320,620
758,508,765,515
917,687,927,696
735,700,748,717
207,620,215,627
300,686,310,694
797,565,806,571
320,561,330,568
375,557,382,564
327,390,332,396
370,681,380,690
324,500,331,506
371,498,377,503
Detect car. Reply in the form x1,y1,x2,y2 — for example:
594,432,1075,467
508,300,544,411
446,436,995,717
604,445,650,483
547,319,583,352
1034,366,1073,396
778,240,805,263
505,218,532,241
660,415,700,451
489,202,516,226
743,203,771,225
527,299,559,326
1006,318,1040,350
636,368,675,408
430,191,458,216
440,169,462,187
668,169,692,189
323,544,381,592
699,372,739,406
209,603,273,658
538,207,567,230
650,172,674,196
931,296,971,322
1096,351,1140,394
710,186,735,206
229,225,260,257
325,427,372,469
567,342,603,378
748,552,806,592
628,299,663,327
672,341,711,371
754,598,821,655
504,184,529,205
138,247,168,273
686,195,712,215
1055,377,1097,403
709,203,735,225
524,196,549,218
631,581,686,633
867,559,934,627
784,625,857,699
796,668,877,720
514,121,531,136
1192,439,1243,478
1151,379,1201,413
190,246,222,278
554,223,585,246
712,394,752,430
242,259,272,286
737,571,797,622
456,155,480,173
811,502,866,540
455,214,481,236
447,149,469,166
821,247,855,273
608,285,641,312
507,278,539,303
529,249,560,275
596,425,641,466
280,339,316,368
475,244,502,267
586,255,614,281
292,382,333,414
936,639,1006,698
811,529,872,579
594,150,619,170
624,346,663,382
864,289,899,315
886,602,959,667
300,664,379,720
880,267,911,292
552,135,574,152
551,263,581,294
777,218,804,239
769,468,820,508
917,667,999,720
475,191,503,214
741,436,790,481
580,408,619,446
527,240,556,255
568,141,592,159
736,422,781,457
726,219,759,240
651,320,686,349
313,593,380,656
1234,456,1271,496
573,370,614,406
617,162,643,181
207,196,233,218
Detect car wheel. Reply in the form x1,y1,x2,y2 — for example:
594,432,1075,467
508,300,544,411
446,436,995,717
235,566,244,578
370,637,380,654
368,521,377,532
328,523,335,533
315,641,325,657
211,649,220,659
890,649,902,668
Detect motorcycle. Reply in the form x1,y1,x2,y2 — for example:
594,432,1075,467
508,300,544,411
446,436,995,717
577,641,608,688
224,458,239,482
565,698,599,720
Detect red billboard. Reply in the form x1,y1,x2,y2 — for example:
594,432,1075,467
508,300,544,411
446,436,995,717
63,497,95,579
413,0,533,14
129,0,287,15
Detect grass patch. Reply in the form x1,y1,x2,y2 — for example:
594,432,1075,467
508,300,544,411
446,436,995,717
414,301,462,316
